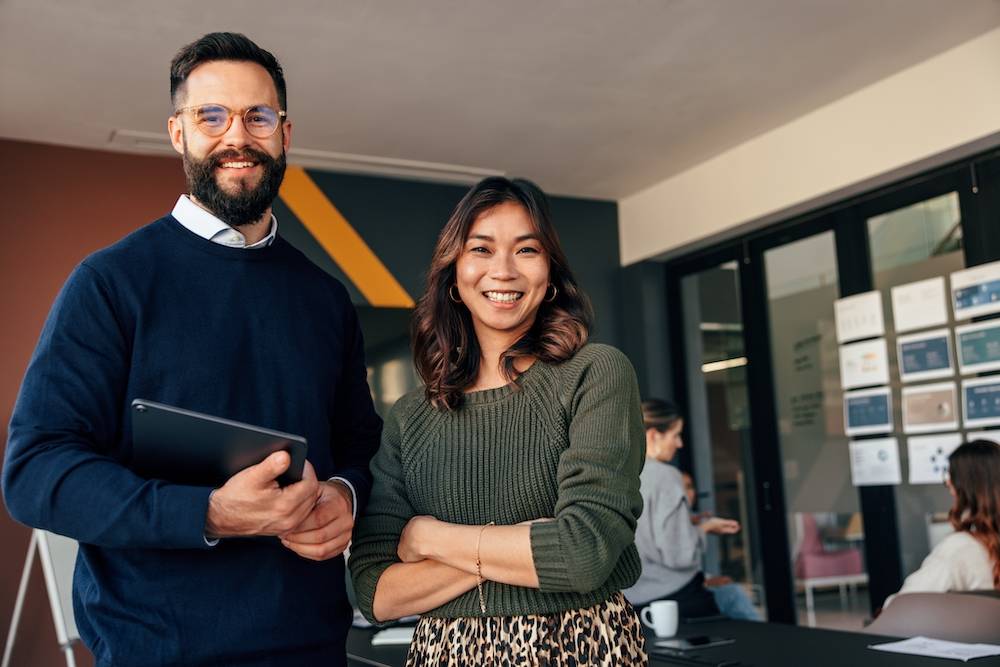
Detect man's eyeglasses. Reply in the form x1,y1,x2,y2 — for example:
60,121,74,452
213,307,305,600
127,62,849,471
174,104,287,139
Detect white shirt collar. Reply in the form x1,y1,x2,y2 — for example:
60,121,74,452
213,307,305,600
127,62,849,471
171,195,277,249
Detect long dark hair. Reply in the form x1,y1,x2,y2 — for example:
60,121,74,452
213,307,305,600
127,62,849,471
411,177,592,410
948,440,1000,588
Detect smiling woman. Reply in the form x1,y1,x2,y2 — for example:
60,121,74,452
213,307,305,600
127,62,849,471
349,177,649,666
410,177,592,410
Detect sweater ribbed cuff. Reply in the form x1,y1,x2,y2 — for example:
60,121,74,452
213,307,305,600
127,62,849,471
166,484,217,550
530,520,571,592
355,561,395,626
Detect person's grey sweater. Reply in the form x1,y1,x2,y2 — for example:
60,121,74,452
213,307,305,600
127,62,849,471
624,459,705,606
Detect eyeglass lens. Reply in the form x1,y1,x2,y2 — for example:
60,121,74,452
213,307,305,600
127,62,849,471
192,105,280,138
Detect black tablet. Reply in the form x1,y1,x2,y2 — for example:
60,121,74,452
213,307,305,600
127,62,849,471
130,399,307,487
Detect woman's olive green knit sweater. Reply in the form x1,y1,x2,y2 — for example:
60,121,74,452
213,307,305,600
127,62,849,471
349,344,645,622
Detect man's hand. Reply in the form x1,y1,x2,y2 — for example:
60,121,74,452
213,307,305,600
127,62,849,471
699,517,741,535
205,452,320,539
280,480,354,561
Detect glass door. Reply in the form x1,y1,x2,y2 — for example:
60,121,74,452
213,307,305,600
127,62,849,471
678,260,766,619
863,189,967,583
761,231,871,630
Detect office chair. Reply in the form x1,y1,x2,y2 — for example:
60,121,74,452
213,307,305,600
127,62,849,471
863,592,1000,643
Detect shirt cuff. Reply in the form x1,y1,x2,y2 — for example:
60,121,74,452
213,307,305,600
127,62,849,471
204,488,219,546
328,476,357,519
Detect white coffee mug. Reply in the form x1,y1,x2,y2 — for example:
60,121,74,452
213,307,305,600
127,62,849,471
640,600,679,638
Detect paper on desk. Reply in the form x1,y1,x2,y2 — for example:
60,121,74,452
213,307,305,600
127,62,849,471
371,626,416,646
869,636,1000,661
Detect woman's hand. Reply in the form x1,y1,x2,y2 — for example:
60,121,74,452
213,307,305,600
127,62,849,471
699,517,740,535
398,515,439,562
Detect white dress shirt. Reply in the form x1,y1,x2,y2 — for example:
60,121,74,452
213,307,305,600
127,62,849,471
171,195,358,544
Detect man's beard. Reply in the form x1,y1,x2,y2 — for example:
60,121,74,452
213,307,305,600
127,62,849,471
183,143,286,228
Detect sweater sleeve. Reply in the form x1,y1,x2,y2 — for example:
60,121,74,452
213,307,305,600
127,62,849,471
892,532,986,601
348,403,414,624
649,479,705,571
329,295,382,516
529,346,645,593
2,263,213,549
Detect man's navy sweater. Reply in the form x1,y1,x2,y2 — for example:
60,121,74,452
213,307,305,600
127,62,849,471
3,216,383,666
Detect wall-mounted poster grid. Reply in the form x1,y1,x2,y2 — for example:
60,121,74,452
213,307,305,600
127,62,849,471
839,338,890,390
955,320,1000,375
901,382,959,434
962,377,1000,429
843,387,892,436
897,328,954,383
951,259,1000,320
891,277,949,334
834,291,884,344
849,437,902,486
906,432,963,485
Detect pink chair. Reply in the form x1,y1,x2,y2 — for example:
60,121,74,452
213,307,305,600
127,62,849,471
794,513,867,626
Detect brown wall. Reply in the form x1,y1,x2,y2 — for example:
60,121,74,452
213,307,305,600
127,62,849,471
0,138,185,666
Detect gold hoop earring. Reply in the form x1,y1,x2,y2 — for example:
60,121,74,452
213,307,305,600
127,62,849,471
544,284,558,302
449,285,462,303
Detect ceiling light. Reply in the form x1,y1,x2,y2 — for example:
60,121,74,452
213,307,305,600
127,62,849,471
701,357,748,373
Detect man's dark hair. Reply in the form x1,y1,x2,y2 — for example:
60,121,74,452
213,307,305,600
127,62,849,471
170,32,287,111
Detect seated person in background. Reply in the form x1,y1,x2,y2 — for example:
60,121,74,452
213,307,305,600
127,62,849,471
885,440,1000,606
624,398,740,619
681,471,761,621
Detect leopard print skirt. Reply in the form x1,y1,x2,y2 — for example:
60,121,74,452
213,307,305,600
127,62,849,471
405,592,647,666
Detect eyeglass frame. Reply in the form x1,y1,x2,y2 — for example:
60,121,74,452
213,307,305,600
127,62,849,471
173,103,288,139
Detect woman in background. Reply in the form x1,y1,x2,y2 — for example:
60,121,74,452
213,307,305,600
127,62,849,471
886,439,999,605
350,177,647,665
624,398,742,619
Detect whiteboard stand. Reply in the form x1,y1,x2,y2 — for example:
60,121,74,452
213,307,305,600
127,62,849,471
3,530,79,667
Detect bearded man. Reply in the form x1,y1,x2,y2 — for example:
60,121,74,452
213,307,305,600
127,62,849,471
3,33,382,667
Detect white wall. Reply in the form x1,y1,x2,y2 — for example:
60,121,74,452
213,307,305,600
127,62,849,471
619,27,1000,266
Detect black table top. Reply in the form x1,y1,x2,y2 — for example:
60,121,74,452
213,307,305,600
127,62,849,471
646,619,1000,667
347,619,1000,667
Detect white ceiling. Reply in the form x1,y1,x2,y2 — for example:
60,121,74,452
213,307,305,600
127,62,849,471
3,0,1000,199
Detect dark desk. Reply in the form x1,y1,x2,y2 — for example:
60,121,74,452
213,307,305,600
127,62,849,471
347,620,1000,666
646,620,1000,667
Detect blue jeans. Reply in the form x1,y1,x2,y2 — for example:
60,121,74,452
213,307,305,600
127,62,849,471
709,583,761,621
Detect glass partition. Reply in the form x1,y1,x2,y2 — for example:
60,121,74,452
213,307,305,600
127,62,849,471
680,262,765,619
764,232,869,629
866,192,965,578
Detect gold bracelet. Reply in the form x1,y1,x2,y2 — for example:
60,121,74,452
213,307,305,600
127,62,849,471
476,522,495,614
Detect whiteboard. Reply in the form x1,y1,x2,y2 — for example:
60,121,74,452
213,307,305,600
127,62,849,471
36,530,79,645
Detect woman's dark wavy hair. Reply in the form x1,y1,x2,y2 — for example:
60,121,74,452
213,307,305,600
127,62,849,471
412,176,593,410
947,440,1000,588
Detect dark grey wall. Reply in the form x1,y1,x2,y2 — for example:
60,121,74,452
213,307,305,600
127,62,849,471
619,261,673,399
275,171,624,350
